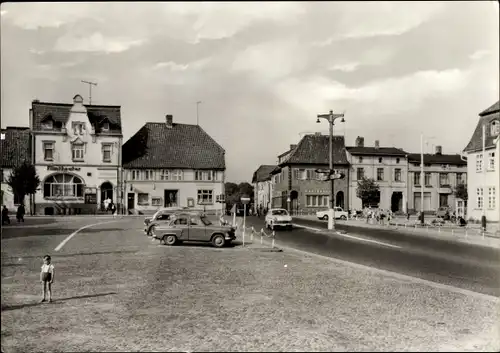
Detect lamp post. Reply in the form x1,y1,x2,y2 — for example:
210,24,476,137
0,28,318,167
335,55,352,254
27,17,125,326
420,134,425,226
316,110,345,230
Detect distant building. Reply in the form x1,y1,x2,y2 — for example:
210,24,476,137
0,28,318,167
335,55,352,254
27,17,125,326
251,165,276,211
463,101,499,222
122,114,225,214
31,95,123,215
407,146,467,215
271,133,350,214
346,136,408,213
0,127,32,213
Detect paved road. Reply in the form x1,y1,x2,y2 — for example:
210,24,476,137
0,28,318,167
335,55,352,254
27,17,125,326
242,216,500,297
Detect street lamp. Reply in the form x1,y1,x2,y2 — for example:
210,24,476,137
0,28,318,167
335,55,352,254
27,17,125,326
316,110,345,230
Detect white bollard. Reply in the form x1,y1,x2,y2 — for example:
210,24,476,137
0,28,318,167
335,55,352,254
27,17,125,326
243,228,245,246
272,231,275,248
465,229,468,238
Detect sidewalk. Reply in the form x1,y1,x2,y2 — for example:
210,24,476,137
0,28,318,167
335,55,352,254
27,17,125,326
293,215,500,249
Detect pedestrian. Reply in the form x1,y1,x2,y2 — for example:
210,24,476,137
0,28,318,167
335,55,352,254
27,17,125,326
406,211,410,222
40,255,55,303
16,203,25,223
110,201,117,218
2,205,10,225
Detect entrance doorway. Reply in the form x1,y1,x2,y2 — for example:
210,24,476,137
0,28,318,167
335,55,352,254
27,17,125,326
439,194,449,207
336,191,344,209
100,182,113,204
127,193,135,210
391,192,403,212
164,190,178,207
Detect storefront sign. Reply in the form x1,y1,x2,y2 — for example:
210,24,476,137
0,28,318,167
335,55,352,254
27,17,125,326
47,166,81,172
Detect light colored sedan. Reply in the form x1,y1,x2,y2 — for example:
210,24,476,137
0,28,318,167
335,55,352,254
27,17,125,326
265,208,293,231
316,207,348,221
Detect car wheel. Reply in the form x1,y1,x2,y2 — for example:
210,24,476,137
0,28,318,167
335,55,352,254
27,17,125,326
164,235,177,246
322,215,328,221
212,234,226,248
340,215,347,220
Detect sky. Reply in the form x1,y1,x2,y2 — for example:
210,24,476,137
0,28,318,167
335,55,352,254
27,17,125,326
1,1,499,183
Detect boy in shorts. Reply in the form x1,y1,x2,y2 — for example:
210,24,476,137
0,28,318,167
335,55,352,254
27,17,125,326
40,255,55,303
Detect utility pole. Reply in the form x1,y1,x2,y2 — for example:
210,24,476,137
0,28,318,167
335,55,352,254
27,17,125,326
196,101,202,125
481,123,486,231
81,80,98,105
420,134,425,226
316,110,345,230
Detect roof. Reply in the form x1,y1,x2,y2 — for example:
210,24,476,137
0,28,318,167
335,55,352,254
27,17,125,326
346,146,408,156
463,111,500,153
407,153,466,165
280,134,349,166
31,100,122,134
122,122,225,169
0,127,31,168
252,165,277,183
479,101,500,116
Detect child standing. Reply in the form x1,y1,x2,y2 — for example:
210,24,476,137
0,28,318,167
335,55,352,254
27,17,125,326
40,255,55,303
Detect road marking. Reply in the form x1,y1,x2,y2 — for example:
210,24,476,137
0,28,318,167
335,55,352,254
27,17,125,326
256,235,500,303
293,224,401,249
54,220,119,252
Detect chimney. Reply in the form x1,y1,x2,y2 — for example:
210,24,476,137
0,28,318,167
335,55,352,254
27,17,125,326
290,144,297,151
166,114,173,128
375,140,380,148
435,145,442,155
355,136,364,147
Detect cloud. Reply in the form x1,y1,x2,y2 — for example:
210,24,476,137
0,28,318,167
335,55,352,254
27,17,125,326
329,63,360,73
470,50,490,60
54,32,145,53
152,62,189,72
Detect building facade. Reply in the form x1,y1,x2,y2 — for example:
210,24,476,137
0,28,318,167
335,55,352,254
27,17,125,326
1,127,32,213
463,101,499,222
271,133,350,214
251,165,276,210
122,115,226,214
31,95,123,215
347,137,408,213
407,146,467,215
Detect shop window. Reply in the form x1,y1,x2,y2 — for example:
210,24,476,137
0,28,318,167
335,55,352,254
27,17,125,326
43,174,84,198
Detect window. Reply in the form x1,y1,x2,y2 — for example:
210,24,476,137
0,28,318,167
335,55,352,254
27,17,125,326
42,119,53,130
43,142,54,161
491,120,499,136
174,217,188,225
488,152,495,171
294,168,305,180
195,170,213,181
102,144,112,162
306,195,329,207
377,168,384,181
425,172,431,186
43,174,84,198
394,168,402,182
190,217,200,226
378,157,383,163
439,173,449,186
396,158,400,164
171,170,183,181
160,169,169,181
359,157,363,163
477,188,483,209
456,173,464,185
357,168,364,180
476,154,483,172
102,122,110,131
152,197,161,206
143,170,154,181
72,143,84,161
131,170,138,180
138,193,149,205
414,172,421,186
197,189,213,204
72,122,85,135
488,187,496,209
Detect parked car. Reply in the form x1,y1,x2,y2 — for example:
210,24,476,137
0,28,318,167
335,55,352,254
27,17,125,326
151,212,237,247
265,208,292,230
143,207,185,235
316,207,348,221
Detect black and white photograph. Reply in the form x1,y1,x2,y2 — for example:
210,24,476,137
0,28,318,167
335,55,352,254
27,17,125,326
1,1,499,351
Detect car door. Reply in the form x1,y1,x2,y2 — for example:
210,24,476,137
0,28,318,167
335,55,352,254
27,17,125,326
188,216,208,241
172,216,188,240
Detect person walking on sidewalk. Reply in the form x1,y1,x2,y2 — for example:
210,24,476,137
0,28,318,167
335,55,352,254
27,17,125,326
110,201,117,218
16,203,25,223
2,205,10,225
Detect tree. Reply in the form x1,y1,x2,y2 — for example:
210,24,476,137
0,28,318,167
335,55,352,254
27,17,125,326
7,161,40,208
454,183,468,202
356,177,380,207
224,182,255,209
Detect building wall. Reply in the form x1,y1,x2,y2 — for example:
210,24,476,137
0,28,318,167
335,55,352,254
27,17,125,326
466,145,499,222
347,154,408,212
254,180,273,210
123,169,224,213
407,162,468,214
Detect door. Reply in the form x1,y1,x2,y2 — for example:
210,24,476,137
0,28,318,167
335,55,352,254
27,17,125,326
188,215,209,241
439,194,448,207
164,190,179,207
172,216,188,240
127,193,135,210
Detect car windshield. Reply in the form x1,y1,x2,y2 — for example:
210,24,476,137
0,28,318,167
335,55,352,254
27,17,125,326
200,216,212,226
272,209,288,216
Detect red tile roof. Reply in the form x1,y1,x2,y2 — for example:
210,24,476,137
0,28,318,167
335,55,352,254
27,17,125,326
407,153,466,165
252,165,277,183
122,122,225,169
1,127,31,168
280,134,349,166
31,101,122,134
346,146,408,156
463,101,500,153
